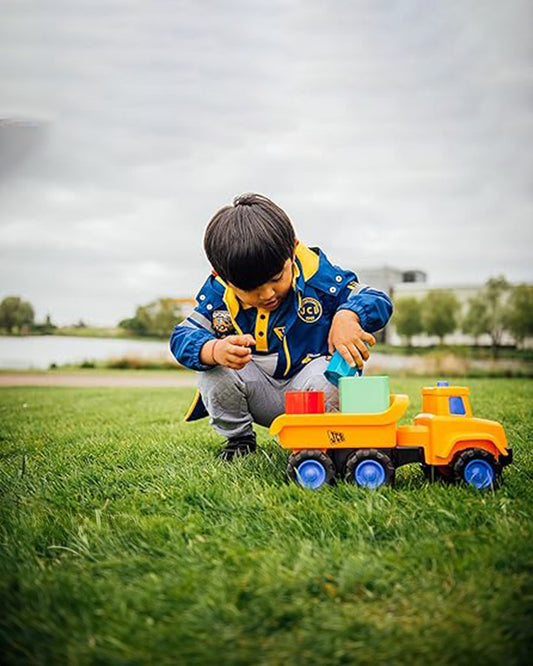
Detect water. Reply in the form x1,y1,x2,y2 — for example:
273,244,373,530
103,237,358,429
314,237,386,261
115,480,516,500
0,335,420,372
0,335,173,370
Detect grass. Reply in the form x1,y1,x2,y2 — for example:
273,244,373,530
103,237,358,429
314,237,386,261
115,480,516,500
1,378,532,665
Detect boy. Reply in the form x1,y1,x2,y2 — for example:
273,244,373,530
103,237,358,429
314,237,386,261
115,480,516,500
170,193,392,460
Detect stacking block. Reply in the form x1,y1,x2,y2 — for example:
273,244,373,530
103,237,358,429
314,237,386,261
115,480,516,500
339,376,390,414
285,391,325,414
324,350,362,386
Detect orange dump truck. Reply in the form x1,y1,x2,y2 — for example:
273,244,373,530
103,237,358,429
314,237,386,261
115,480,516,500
270,383,512,490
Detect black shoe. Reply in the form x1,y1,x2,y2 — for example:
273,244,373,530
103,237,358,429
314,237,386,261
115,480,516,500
218,432,257,461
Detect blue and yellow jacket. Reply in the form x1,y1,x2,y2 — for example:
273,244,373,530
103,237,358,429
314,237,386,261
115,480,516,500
170,243,392,421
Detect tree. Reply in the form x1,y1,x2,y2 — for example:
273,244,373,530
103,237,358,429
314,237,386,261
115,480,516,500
506,284,533,348
483,276,511,356
119,298,183,337
0,296,34,334
393,297,423,347
421,291,460,344
119,316,148,336
461,294,490,346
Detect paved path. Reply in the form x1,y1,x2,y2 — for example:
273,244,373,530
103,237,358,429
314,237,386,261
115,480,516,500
0,373,197,388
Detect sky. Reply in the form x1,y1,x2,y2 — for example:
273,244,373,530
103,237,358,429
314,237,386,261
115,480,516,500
1,0,532,326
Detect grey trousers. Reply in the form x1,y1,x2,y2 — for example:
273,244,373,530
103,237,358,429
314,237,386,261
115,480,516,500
198,355,339,439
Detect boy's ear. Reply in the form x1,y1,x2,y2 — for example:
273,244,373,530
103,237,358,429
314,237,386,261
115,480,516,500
293,239,299,256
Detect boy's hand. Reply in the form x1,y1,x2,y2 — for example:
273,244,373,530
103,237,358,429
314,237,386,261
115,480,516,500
328,310,375,370
203,334,256,370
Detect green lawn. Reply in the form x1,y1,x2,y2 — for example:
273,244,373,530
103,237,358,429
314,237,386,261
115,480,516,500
1,378,532,665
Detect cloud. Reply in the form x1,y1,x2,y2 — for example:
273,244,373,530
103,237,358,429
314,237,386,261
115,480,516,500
1,0,532,324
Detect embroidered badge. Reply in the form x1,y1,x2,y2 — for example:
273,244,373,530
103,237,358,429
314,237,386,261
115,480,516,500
212,310,235,338
297,297,323,323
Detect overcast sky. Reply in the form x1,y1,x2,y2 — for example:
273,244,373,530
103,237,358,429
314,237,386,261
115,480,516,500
1,0,531,325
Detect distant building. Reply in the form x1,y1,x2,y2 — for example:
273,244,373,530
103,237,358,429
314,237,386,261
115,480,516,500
401,270,428,284
389,280,531,347
356,266,427,297
356,266,427,342
356,268,531,346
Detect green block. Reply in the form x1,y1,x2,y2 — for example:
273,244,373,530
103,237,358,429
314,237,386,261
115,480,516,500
339,376,390,414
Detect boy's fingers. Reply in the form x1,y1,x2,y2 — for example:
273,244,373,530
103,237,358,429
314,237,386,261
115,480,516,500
228,334,256,347
227,349,252,363
225,355,250,369
348,343,364,368
228,344,253,358
338,345,361,369
362,332,376,346
356,339,370,361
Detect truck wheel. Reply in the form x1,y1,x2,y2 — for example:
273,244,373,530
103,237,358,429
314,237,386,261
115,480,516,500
344,449,395,489
287,450,335,490
421,464,454,484
453,448,502,490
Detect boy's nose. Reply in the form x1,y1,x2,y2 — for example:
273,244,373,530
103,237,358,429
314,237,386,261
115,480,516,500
259,286,276,301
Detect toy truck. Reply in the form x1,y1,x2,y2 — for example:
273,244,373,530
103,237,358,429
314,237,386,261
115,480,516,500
269,382,513,490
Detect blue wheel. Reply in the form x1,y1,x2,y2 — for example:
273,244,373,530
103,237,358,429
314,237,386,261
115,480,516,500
355,460,386,488
344,449,395,488
464,460,494,489
296,460,327,489
287,450,335,490
453,448,501,490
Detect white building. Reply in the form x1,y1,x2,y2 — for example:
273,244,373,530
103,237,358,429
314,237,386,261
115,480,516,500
358,266,529,346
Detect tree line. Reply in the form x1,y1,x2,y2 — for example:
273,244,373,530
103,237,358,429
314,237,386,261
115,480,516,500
119,298,183,337
393,276,533,351
0,296,183,338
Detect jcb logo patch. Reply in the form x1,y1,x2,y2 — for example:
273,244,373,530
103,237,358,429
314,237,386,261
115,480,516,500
297,297,323,323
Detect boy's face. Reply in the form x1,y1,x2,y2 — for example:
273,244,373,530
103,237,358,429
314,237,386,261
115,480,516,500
228,257,294,311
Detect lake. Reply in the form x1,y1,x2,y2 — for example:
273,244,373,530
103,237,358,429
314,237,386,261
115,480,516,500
0,335,173,370
1,335,419,373
2,335,519,375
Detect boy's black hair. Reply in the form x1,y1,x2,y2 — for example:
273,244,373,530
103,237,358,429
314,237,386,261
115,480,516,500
204,193,296,291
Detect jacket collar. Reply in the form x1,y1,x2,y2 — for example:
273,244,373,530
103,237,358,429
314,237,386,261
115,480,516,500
218,242,320,321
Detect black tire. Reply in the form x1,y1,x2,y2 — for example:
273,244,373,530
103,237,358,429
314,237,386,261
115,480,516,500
421,463,455,484
344,449,395,488
452,448,502,490
287,450,336,489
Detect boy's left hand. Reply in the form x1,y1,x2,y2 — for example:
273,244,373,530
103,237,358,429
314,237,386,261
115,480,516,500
328,310,376,369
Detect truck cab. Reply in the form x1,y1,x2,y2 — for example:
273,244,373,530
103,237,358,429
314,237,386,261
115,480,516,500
413,382,509,469
421,382,472,417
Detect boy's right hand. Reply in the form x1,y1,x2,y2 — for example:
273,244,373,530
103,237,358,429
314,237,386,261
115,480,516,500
205,334,256,370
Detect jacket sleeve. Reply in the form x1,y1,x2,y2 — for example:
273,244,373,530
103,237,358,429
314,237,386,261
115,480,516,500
169,279,219,371
336,281,393,333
